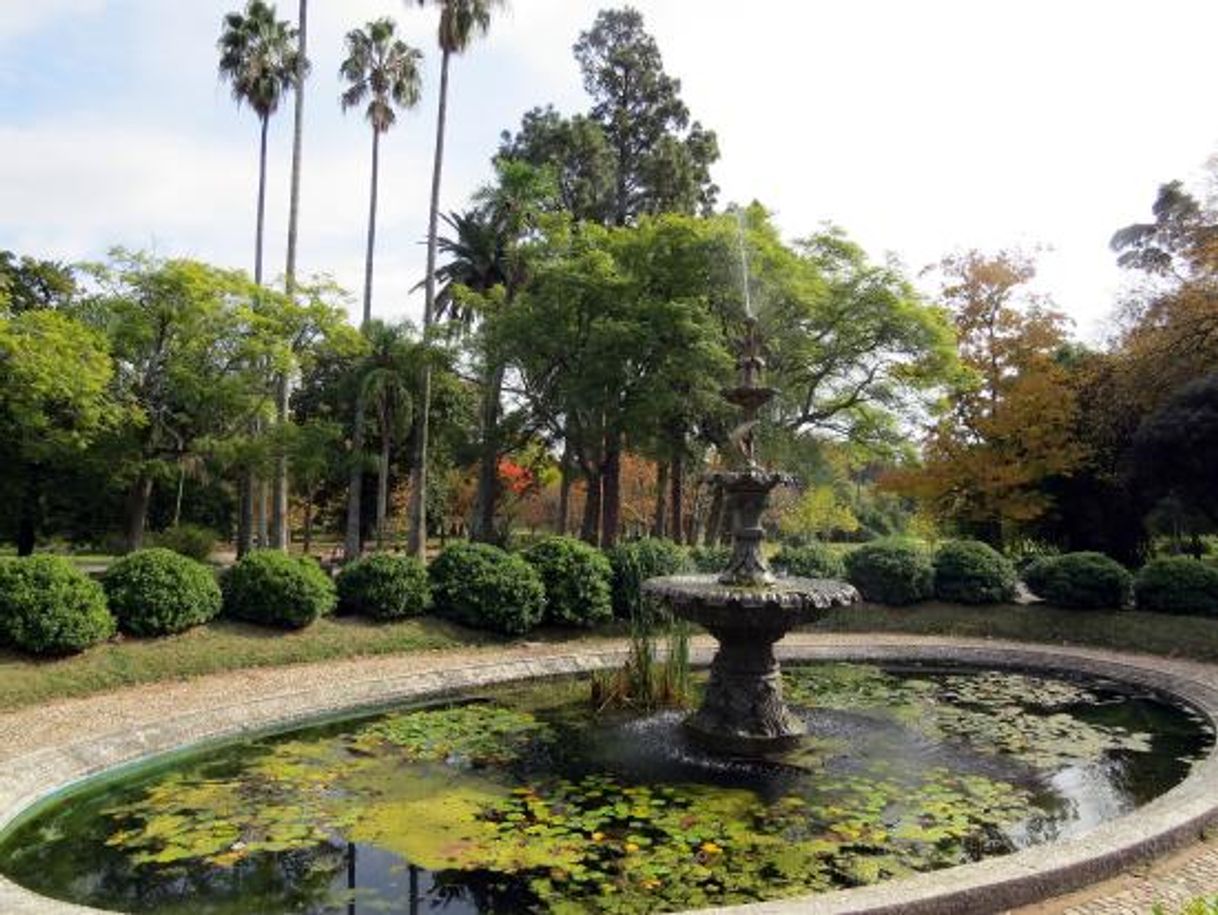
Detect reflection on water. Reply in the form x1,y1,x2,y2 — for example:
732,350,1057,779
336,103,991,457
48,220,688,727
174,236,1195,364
0,664,1210,915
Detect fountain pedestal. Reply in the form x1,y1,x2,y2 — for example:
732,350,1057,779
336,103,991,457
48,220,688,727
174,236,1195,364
642,316,859,754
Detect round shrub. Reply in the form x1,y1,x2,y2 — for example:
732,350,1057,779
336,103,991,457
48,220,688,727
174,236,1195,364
222,550,336,629
146,524,219,562
1023,552,1131,610
429,542,545,636
933,540,1017,604
103,548,221,636
604,538,689,618
844,540,934,605
0,555,115,655
1134,557,1218,616
336,553,429,621
688,544,732,574
772,542,846,579
522,536,613,627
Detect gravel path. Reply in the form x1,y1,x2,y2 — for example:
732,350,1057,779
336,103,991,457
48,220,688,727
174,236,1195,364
3,632,1218,913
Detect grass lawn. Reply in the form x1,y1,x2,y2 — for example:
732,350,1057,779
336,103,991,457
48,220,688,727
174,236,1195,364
0,616,491,712
7,599,1218,714
815,600,1218,662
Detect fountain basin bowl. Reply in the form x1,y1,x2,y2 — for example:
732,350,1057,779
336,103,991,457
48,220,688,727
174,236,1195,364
642,573,859,631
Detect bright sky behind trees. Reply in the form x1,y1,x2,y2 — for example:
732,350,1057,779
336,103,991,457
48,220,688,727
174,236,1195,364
3,0,1218,339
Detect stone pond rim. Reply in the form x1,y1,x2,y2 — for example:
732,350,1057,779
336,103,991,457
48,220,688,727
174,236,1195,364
3,639,1218,914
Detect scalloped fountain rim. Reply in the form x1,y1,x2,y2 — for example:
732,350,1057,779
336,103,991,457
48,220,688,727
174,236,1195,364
2,641,1218,915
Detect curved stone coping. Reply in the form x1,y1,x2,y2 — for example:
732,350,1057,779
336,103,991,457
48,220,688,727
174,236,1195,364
2,641,1218,914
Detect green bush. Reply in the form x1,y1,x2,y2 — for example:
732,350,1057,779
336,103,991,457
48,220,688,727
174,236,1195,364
0,555,115,655
1023,552,1132,610
222,551,336,629
103,548,221,636
772,542,846,579
1134,557,1218,616
522,536,613,627
336,553,430,621
429,542,545,635
844,539,934,605
688,544,732,574
933,540,1018,604
146,524,219,562
605,538,689,618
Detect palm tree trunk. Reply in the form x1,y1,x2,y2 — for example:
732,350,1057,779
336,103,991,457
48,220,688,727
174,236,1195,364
362,128,380,326
473,362,505,542
273,0,308,554
407,47,452,561
344,389,367,561
255,115,269,285
376,398,391,551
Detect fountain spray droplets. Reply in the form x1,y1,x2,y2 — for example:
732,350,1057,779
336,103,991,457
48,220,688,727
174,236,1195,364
735,205,753,317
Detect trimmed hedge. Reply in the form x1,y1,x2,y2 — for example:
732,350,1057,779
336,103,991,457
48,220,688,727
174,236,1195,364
844,540,934,606
522,536,613,627
336,553,430,621
103,548,221,636
933,540,1017,605
429,542,545,636
1134,557,1218,616
222,551,337,629
688,544,732,574
772,542,846,579
146,524,219,562
0,555,115,655
1024,552,1132,610
605,538,689,618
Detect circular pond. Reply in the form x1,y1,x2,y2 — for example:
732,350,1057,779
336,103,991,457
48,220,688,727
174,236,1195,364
0,661,1211,915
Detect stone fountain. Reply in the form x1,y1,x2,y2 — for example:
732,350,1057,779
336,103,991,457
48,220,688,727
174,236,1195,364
642,316,859,753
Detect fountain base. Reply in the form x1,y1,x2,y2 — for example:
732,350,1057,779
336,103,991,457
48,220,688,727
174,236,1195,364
642,574,860,755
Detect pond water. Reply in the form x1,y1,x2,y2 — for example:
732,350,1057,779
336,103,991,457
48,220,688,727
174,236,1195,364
0,663,1211,915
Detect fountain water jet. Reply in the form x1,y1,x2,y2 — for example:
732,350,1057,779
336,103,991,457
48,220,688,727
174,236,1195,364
643,314,859,753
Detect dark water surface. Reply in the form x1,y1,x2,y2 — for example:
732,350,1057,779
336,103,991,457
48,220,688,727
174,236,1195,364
0,663,1210,914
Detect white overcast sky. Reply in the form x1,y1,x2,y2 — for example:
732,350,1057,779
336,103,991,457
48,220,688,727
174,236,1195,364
3,0,1217,341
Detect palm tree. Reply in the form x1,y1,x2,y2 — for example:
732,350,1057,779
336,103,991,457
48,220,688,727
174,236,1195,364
219,0,299,555
344,322,418,557
405,0,506,560
273,0,310,553
218,1,300,287
341,18,424,326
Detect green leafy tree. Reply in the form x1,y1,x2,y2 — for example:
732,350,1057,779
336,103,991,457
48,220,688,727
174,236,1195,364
0,310,117,554
340,17,424,325
573,6,718,224
0,251,76,313
408,0,507,560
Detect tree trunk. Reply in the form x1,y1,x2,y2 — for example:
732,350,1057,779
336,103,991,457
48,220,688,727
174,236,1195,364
255,115,269,285
652,460,668,537
407,48,451,561
704,482,724,547
173,459,185,527
579,469,601,546
124,474,154,554
272,1,307,554
557,442,572,536
362,127,381,326
376,398,391,551
303,493,314,556
257,476,269,547
16,466,40,557
473,363,505,542
237,474,253,557
344,389,367,561
600,432,622,548
669,454,685,545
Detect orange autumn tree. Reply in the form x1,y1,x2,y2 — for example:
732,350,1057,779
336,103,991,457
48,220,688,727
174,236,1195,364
886,251,1085,543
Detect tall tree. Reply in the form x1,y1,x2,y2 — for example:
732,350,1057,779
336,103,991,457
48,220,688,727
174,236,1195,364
219,0,300,552
573,6,718,225
341,18,424,325
218,0,300,287
407,0,506,559
0,252,76,313
272,0,310,552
